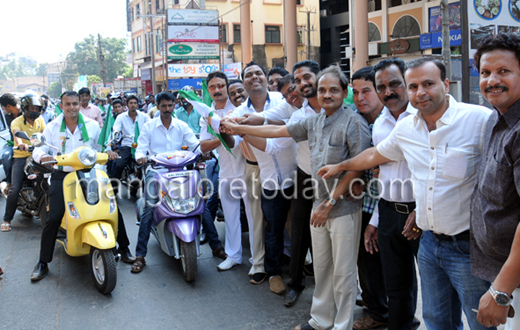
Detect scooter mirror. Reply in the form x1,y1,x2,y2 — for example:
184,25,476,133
113,131,122,143
30,133,46,147
15,131,31,141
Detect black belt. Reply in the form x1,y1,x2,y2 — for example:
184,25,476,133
380,199,415,215
246,160,258,166
433,230,470,242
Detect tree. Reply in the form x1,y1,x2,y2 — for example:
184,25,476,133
65,35,130,82
123,66,133,78
48,81,62,98
0,60,28,80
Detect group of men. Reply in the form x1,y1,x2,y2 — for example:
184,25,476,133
1,31,519,330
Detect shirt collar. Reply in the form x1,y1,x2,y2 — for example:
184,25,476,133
413,94,455,126
154,115,175,129
212,99,234,112
499,98,520,128
246,92,271,108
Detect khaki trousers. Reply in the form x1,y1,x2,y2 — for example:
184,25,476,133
245,163,265,274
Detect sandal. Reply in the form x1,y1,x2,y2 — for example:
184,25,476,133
130,256,145,273
294,322,316,330
1,222,11,232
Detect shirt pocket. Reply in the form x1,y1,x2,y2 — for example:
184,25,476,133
326,132,349,165
479,154,514,205
442,148,474,180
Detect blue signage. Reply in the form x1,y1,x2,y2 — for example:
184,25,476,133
168,78,203,90
141,69,151,81
420,29,462,49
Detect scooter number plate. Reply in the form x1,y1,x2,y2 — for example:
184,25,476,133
164,171,191,178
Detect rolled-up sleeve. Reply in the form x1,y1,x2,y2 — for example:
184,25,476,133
376,126,404,162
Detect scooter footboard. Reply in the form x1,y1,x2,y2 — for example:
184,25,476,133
166,217,200,243
81,221,117,250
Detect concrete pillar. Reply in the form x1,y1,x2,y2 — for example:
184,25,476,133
284,0,298,71
240,0,252,65
353,0,368,72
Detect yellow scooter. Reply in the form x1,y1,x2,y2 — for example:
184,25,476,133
30,133,119,294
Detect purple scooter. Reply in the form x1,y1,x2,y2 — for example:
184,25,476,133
136,149,206,282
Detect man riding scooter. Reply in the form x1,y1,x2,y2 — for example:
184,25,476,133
131,91,199,273
1,94,46,232
30,91,134,281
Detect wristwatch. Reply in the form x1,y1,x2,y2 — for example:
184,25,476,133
327,196,337,206
489,285,512,306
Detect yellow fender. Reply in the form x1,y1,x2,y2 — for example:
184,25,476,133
81,221,116,250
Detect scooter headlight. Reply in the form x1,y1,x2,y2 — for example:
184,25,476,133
78,147,97,167
163,195,200,214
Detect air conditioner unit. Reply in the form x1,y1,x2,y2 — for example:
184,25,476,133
320,9,328,17
369,43,379,56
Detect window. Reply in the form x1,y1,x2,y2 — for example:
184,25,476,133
265,25,281,43
233,24,241,43
137,36,142,52
156,0,161,12
368,22,381,42
219,24,228,43
392,15,421,38
131,8,134,21
132,39,135,53
136,4,141,17
156,29,161,53
296,0,302,4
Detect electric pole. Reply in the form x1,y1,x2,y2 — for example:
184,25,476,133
299,7,315,60
441,0,452,82
98,34,107,87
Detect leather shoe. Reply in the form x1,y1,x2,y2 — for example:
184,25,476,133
119,247,136,264
284,289,301,307
212,246,227,260
217,258,239,271
250,272,268,284
199,232,208,245
30,262,48,281
269,275,286,295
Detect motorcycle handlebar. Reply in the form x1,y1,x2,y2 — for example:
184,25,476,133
13,146,34,152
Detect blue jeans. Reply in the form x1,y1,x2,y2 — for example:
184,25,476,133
135,169,160,257
201,158,222,250
261,186,293,276
418,231,495,330
2,145,13,184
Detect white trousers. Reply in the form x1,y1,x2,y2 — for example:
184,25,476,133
505,287,520,330
219,176,253,264
308,210,362,330
245,163,265,274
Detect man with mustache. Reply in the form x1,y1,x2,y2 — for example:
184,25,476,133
473,33,520,329
318,58,494,330
228,80,249,107
131,91,199,273
199,71,253,270
350,66,389,330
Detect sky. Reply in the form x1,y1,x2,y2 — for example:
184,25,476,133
0,0,129,64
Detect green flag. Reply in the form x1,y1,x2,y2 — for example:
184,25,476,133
98,106,115,151
201,80,213,107
131,121,139,159
55,103,62,116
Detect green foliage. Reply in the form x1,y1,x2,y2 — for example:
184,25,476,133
65,34,130,82
48,81,62,98
123,66,134,78
0,60,28,80
87,75,103,86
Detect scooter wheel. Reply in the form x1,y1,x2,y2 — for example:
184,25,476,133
180,240,197,283
90,248,117,294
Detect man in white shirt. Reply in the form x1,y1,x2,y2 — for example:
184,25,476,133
230,61,297,294
318,58,494,330
110,94,149,186
30,91,121,281
131,92,199,273
199,71,252,270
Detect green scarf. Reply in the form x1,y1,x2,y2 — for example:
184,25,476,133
60,113,90,151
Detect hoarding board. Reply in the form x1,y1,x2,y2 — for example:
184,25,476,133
168,78,203,90
168,25,219,43
168,64,220,78
167,9,219,25
223,63,242,79
168,43,220,60
429,2,461,32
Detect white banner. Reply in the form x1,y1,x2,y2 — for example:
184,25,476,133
167,9,219,25
168,25,219,43
168,43,220,60
168,64,220,78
